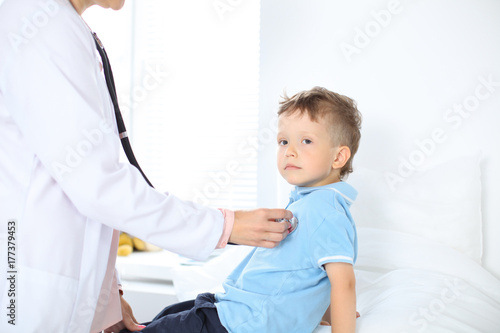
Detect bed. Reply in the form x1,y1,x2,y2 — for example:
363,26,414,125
172,153,500,332
313,228,500,332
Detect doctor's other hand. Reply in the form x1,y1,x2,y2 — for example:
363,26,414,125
230,208,293,248
103,295,145,333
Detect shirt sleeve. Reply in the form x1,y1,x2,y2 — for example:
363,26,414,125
216,208,235,248
308,212,356,269
0,2,224,261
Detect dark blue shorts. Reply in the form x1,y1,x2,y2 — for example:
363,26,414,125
120,293,228,333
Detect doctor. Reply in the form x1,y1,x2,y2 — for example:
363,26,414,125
0,0,291,332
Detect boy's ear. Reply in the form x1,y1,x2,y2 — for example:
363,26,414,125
332,146,351,170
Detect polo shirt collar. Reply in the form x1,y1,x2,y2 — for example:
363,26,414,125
289,181,357,206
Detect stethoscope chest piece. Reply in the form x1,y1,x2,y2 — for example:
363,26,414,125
288,216,299,233
276,216,299,234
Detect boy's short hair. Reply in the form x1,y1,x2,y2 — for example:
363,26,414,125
278,86,362,179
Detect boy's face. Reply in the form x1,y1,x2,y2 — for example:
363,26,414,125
277,111,341,187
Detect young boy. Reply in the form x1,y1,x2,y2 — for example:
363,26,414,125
122,87,362,333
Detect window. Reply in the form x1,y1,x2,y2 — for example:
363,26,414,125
84,1,261,209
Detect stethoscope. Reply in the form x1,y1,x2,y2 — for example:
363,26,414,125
92,31,154,188
276,216,299,234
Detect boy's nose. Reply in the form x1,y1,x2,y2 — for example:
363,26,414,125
285,144,297,157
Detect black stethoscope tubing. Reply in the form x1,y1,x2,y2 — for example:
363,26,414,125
92,32,154,188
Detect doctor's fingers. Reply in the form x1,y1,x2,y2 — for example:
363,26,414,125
247,219,290,249
266,218,290,234
261,227,290,248
118,297,145,332
263,208,293,221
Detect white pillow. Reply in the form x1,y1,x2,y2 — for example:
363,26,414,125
347,153,483,263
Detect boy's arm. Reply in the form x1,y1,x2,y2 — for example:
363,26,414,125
324,262,356,333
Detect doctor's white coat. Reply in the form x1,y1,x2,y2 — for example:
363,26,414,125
0,0,226,332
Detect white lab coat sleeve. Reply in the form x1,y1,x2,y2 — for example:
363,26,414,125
0,2,223,261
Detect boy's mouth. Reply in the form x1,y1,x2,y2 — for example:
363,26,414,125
285,164,301,170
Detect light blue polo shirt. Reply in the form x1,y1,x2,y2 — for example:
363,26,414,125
215,182,358,333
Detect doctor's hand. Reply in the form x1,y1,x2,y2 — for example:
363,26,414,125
103,295,145,333
230,208,293,248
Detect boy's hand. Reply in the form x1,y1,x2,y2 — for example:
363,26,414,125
320,310,360,326
230,209,293,248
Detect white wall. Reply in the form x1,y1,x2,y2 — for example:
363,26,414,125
259,0,500,278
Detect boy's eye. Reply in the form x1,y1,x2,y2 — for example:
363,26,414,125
302,139,312,144
278,140,288,146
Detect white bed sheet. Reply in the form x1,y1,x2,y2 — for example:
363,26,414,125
173,227,500,333
313,228,500,333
